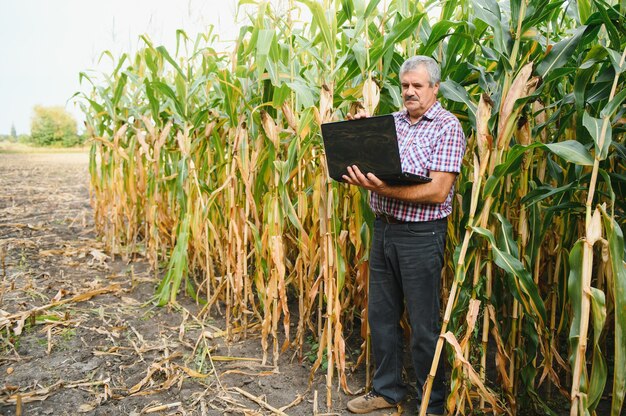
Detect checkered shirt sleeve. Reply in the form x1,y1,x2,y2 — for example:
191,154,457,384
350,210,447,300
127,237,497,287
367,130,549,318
429,115,465,173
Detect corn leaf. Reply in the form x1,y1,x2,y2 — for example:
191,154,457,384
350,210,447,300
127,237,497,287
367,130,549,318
537,26,587,77
439,79,477,121
600,210,626,416
588,287,607,410
472,226,547,325
543,140,594,166
582,111,612,160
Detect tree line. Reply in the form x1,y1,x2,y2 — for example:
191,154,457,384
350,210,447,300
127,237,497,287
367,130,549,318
0,105,85,147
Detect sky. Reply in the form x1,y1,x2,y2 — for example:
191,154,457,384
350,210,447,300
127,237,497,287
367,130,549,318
0,0,267,135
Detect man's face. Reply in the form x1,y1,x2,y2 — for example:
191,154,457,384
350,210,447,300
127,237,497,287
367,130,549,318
400,66,439,120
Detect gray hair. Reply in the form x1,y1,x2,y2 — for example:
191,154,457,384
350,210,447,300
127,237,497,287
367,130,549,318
399,56,441,87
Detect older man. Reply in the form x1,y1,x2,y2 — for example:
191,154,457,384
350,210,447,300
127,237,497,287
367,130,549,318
344,56,466,415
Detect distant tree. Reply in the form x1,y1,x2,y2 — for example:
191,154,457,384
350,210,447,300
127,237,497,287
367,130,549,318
30,106,83,147
10,123,17,139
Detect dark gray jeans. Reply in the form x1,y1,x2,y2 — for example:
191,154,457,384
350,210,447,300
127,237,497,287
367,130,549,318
369,217,447,414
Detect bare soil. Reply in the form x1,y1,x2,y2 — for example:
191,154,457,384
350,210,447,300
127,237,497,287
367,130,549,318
0,152,397,416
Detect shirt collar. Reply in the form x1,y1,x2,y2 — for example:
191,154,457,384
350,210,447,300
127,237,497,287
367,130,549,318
398,101,442,123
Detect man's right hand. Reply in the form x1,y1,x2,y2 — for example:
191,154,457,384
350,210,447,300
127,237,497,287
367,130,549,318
346,108,369,120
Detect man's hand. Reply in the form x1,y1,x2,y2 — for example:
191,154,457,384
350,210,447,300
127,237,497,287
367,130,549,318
346,108,369,120
342,165,388,193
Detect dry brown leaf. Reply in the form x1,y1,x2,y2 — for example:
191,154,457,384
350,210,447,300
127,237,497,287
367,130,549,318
39,249,66,257
78,403,96,413
144,402,182,413
281,102,298,133
586,207,603,245
88,249,110,267
121,296,141,305
260,111,280,150
12,316,26,336
176,365,210,378
476,93,493,176
233,387,288,416
497,62,533,149
362,76,380,116
442,331,505,413
210,355,262,362
51,289,68,302
319,83,334,123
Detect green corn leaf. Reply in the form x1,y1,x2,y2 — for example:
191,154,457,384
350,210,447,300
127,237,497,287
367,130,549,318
298,0,335,58
156,45,185,79
588,286,607,410
84,98,105,115
606,47,626,74
112,73,128,108
600,209,626,416
341,0,354,19
441,0,459,20
363,0,381,17
471,0,509,56
369,12,425,68
272,83,291,107
139,34,155,50
112,53,128,76
280,186,306,240
521,0,565,32
484,144,532,197
578,0,592,23
472,226,547,325
582,112,612,160
175,29,190,57
494,213,519,258
143,80,160,124
420,20,459,56
537,26,587,77
336,245,347,293
591,0,621,49
287,80,315,109
143,49,159,78
439,79,477,121
78,71,95,86
543,140,594,166
580,45,610,70
520,182,578,207
155,215,190,306
574,66,596,112
567,240,584,363
351,39,367,73
256,29,274,78
600,88,626,119
150,81,186,119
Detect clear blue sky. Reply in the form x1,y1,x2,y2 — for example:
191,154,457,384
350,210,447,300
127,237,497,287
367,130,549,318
0,0,254,135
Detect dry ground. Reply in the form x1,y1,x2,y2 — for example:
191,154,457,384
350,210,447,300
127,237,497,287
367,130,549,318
0,151,403,416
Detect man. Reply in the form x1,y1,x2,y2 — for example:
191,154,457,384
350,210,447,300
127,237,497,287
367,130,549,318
344,56,466,415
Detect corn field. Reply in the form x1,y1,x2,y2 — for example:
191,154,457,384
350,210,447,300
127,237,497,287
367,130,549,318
79,0,626,414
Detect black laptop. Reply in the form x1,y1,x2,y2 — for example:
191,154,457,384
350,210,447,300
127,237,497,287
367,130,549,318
321,114,432,185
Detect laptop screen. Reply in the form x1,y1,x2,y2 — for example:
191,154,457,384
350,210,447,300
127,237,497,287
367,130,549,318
321,114,404,182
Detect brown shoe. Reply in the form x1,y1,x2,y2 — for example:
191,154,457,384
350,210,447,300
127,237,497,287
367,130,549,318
347,391,395,414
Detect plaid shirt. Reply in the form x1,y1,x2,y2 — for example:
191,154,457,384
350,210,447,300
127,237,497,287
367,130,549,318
370,101,466,222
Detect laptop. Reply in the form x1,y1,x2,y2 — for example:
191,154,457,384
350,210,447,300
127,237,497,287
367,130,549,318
321,114,432,184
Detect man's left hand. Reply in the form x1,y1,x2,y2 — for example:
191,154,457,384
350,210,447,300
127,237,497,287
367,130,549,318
342,165,388,193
